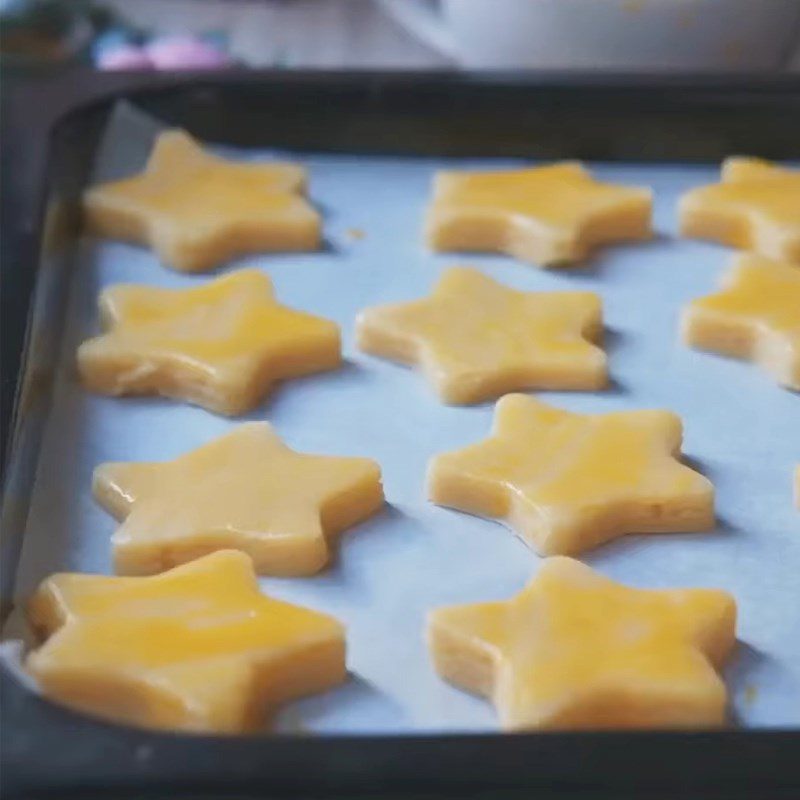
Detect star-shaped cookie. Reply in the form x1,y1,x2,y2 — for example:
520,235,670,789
428,556,736,730
681,255,800,391
77,268,341,415
428,394,713,555
27,550,346,733
93,422,384,576
679,158,800,262
83,129,320,272
425,162,652,267
356,267,606,403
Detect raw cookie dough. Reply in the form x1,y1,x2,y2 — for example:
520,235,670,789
425,162,652,267
679,158,800,262
27,550,346,733
84,129,320,271
427,556,736,730
681,255,800,391
77,268,341,416
356,267,606,403
427,394,714,556
93,423,384,576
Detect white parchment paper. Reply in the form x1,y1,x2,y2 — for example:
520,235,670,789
5,103,799,732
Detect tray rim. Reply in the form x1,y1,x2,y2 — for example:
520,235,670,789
2,70,800,799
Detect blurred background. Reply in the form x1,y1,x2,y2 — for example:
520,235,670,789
2,0,800,74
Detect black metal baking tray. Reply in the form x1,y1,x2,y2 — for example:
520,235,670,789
2,70,800,800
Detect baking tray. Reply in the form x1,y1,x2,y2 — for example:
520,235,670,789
2,71,800,800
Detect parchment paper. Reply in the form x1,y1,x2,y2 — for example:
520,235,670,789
5,102,799,732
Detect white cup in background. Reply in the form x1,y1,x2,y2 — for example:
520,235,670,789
378,0,800,71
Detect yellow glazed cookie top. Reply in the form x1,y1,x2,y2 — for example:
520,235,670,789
26,550,346,733
83,129,320,271
679,158,800,262
426,162,652,266
93,422,383,577
77,268,341,415
356,267,606,404
681,255,800,391
427,556,736,730
428,394,713,556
